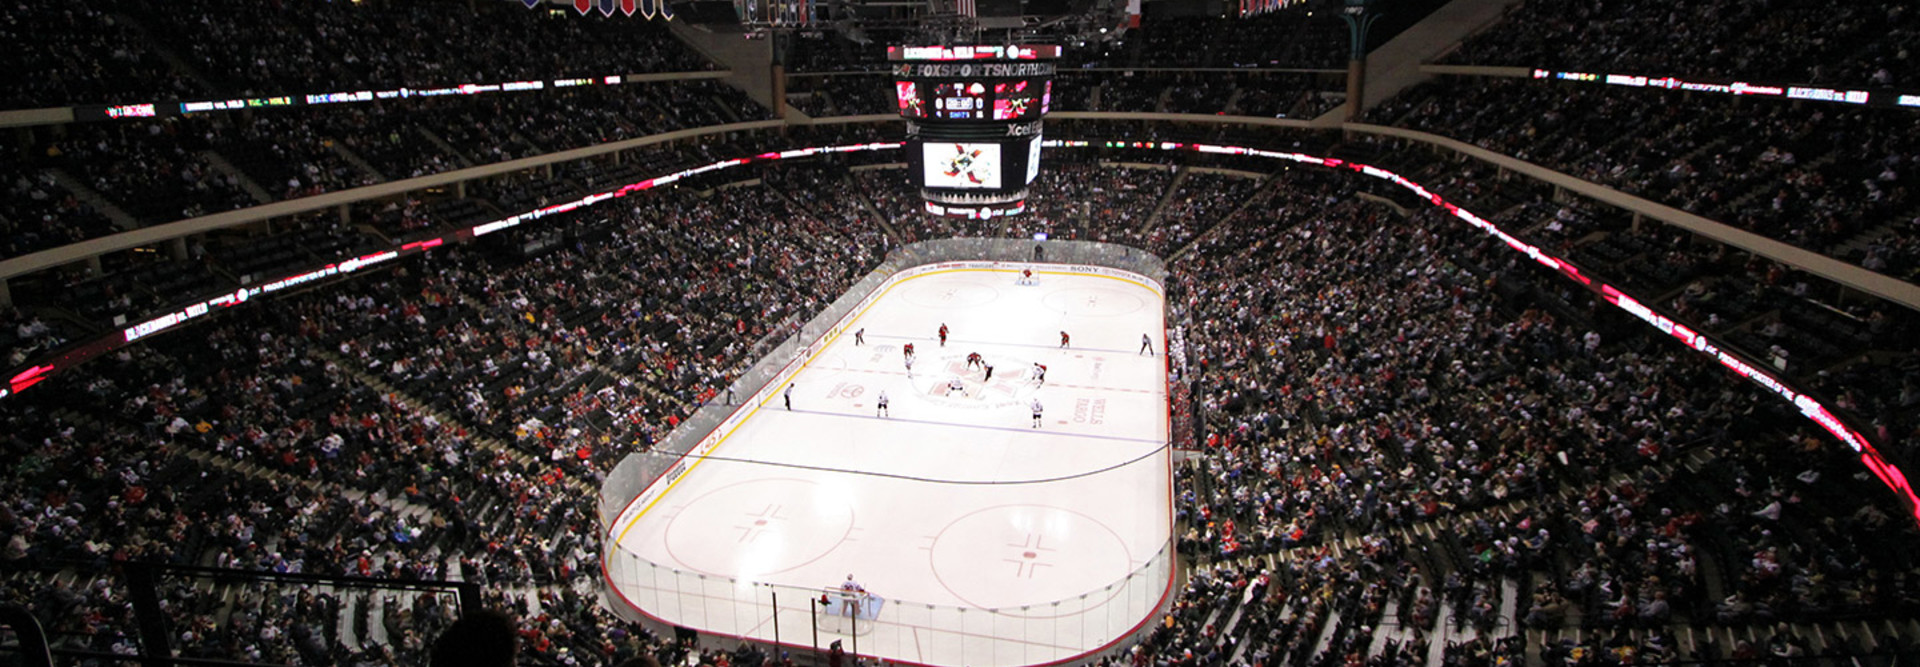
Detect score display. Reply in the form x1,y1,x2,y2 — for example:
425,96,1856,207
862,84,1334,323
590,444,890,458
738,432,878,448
891,45,1058,218
896,79,1052,120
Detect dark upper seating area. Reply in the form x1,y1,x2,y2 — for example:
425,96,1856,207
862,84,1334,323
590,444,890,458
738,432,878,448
1367,77,1920,281
1443,0,1920,88
4,0,715,110
0,82,776,259
779,0,1451,72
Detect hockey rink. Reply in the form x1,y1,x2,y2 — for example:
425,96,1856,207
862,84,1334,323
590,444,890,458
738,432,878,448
607,265,1173,667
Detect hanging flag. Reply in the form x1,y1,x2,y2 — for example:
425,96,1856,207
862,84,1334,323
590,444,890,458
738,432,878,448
639,0,657,18
599,0,617,15
621,0,637,15
660,0,674,20
522,0,542,7
575,0,592,14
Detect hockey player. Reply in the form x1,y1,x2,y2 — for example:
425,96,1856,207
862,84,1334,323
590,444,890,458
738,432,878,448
904,342,915,360
876,391,890,417
1030,398,1044,428
904,355,915,378
784,383,795,410
1059,331,1070,348
948,376,966,396
1032,362,1047,385
854,328,865,345
938,323,949,346
1140,333,1155,356
966,352,983,370
982,362,994,382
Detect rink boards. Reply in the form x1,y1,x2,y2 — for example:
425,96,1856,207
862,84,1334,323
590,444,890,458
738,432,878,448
605,261,1173,667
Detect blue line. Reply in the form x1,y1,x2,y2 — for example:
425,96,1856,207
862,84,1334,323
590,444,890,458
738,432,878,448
779,407,1165,445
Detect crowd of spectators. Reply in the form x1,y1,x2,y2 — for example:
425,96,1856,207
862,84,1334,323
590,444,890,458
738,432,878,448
0,3,198,109
1367,77,1920,280
0,161,120,259
1,81,776,258
1444,0,1919,88
4,0,714,110
778,0,1448,73
4,55,1920,665
1008,160,1177,247
1347,132,1920,465
1103,13,1351,70
36,117,261,225
1164,166,1920,662
785,74,893,118
0,156,893,663
0,122,901,364
4,141,1920,666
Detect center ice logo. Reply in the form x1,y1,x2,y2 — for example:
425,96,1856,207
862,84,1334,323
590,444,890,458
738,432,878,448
922,353,1038,410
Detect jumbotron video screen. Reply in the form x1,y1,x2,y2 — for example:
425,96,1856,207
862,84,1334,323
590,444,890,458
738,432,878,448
890,44,1059,219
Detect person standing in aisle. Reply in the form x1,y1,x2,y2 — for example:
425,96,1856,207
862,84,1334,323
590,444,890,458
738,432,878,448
784,383,794,410
1140,333,1155,356
876,390,890,418
1030,398,1044,428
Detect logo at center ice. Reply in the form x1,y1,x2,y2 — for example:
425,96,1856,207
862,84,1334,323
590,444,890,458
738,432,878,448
922,354,1038,410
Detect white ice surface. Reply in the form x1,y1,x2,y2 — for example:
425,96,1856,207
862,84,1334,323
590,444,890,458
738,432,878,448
609,268,1172,666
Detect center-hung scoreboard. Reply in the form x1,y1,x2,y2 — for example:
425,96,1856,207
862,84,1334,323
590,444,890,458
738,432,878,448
889,44,1060,219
